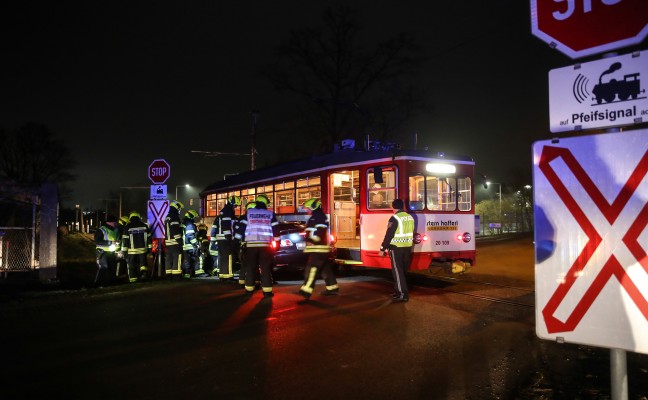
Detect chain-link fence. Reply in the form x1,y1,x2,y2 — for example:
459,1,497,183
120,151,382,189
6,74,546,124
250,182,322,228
0,227,34,273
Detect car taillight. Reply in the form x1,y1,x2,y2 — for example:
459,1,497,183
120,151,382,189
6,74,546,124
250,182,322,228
280,239,294,247
271,240,278,249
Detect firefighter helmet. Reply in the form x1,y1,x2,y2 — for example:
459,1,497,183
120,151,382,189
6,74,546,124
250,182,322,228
170,200,184,210
129,211,141,220
303,198,321,210
246,201,257,210
185,210,199,220
119,215,129,225
256,193,269,205
228,195,241,206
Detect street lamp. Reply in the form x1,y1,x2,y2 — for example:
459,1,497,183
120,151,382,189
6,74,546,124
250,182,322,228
486,181,502,219
176,184,190,200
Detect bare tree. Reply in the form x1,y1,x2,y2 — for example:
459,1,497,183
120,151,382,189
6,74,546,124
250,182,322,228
0,123,77,188
266,5,427,150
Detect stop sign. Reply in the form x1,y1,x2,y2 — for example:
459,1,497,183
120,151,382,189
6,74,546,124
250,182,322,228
148,159,170,184
531,0,648,59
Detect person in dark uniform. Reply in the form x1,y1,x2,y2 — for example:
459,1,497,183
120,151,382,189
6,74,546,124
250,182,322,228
121,211,151,283
164,200,184,278
181,210,200,278
298,198,338,300
212,195,240,281
379,199,414,302
234,194,279,298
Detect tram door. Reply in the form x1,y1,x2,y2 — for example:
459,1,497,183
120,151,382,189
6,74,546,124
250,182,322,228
329,171,360,252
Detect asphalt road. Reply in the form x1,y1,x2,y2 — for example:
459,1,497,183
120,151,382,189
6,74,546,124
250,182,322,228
1,235,647,400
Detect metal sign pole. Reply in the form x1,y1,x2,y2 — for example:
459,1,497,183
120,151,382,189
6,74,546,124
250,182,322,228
610,348,628,400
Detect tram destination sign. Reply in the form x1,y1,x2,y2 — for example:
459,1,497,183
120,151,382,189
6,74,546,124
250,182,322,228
548,51,648,133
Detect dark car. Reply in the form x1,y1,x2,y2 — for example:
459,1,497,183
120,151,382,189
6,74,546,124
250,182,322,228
271,221,336,270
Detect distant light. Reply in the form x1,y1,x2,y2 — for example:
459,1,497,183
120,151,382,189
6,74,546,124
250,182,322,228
426,163,456,174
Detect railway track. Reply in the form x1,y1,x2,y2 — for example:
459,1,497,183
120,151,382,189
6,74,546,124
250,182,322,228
410,272,536,308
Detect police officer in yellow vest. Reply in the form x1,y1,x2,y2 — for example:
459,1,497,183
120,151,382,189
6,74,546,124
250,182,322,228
379,199,414,302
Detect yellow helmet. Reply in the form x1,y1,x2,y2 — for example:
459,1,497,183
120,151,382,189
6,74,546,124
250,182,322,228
185,210,199,220
304,198,321,210
228,195,241,206
256,193,270,205
119,216,129,225
129,211,141,221
170,200,184,210
246,201,257,210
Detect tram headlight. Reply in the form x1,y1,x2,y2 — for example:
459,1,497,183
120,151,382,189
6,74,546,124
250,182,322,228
457,232,472,243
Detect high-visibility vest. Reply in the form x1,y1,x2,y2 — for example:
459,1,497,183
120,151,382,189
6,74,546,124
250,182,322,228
390,211,414,247
240,208,277,247
96,225,119,252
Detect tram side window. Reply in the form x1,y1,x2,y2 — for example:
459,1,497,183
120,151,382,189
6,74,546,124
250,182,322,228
206,194,220,217
368,167,396,210
408,175,425,211
296,176,321,212
228,191,242,216
275,181,295,214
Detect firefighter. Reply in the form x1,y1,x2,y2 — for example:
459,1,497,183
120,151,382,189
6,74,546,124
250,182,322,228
94,215,119,287
196,221,210,276
121,211,152,283
164,200,184,278
237,200,256,287
234,193,279,298
181,209,200,278
378,198,414,302
115,215,130,280
212,195,240,281
298,198,338,300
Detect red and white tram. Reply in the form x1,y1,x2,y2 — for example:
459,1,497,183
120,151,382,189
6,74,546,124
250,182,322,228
200,144,476,271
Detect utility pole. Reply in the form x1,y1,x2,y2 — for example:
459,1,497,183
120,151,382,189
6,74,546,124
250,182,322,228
250,109,259,171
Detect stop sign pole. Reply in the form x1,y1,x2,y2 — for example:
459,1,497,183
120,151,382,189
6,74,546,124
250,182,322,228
531,0,648,59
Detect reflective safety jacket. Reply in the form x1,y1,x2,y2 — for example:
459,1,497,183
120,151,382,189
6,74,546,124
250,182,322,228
234,207,279,248
211,204,235,241
304,208,330,254
380,210,415,251
121,218,152,255
182,218,199,251
165,208,183,247
95,224,119,252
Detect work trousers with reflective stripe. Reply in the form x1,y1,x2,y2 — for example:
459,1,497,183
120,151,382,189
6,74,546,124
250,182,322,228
388,247,411,297
165,244,182,275
243,246,273,293
127,253,147,282
300,252,337,294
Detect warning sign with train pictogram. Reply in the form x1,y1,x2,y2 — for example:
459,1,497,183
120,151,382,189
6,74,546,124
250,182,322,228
548,51,648,133
533,129,648,354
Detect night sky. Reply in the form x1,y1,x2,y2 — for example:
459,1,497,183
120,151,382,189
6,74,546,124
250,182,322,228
2,1,611,212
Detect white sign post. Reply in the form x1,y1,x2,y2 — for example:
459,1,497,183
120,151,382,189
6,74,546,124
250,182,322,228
549,51,648,133
533,129,648,354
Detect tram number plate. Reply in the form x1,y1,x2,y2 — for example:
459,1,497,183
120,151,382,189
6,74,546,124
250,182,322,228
435,240,450,245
